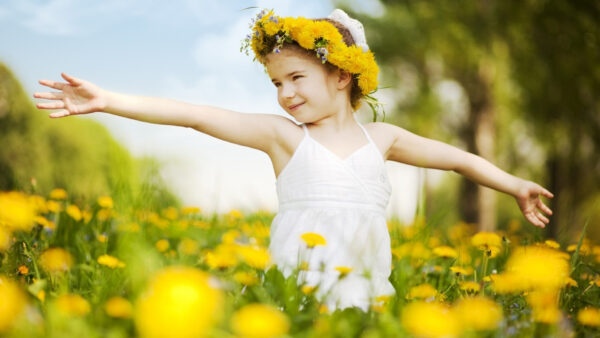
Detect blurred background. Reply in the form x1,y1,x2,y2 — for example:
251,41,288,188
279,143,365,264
0,0,598,241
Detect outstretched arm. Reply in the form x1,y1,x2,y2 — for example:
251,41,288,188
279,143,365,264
34,73,288,154
379,122,553,228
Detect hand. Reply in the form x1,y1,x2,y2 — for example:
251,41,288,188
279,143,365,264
514,180,554,228
34,73,106,118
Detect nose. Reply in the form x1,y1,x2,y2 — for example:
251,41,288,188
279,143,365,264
280,82,295,99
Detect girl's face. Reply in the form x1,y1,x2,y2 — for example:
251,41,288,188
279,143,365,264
265,47,345,123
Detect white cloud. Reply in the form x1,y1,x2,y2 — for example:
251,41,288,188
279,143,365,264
7,0,130,36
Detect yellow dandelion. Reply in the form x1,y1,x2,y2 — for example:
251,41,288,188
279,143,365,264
49,188,67,200
155,239,170,253
505,245,569,291
401,301,460,337
222,229,240,244
471,232,502,251
453,296,503,331
97,196,114,209
97,233,108,243
135,266,224,338
162,206,178,221
433,245,458,258
178,238,199,256
55,294,91,317
39,247,74,274
578,307,600,327
181,206,201,215
97,254,125,268
0,275,27,333
544,239,560,249
450,266,473,276
66,204,82,221
46,199,61,213
301,285,317,295
236,245,271,270
0,191,38,232
105,297,133,319
407,284,438,300
204,244,239,269
459,281,481,293
233,271,259,286
97,208,113,222
565,277,578,287
301,232,326,248
335,266,353,277
230,303,290,338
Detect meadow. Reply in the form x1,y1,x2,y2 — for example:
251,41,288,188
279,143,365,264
0,189,598,337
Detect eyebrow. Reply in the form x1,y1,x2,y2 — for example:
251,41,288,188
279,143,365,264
271,70,304,83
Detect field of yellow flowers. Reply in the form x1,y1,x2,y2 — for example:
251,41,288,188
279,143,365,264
0,189,598,337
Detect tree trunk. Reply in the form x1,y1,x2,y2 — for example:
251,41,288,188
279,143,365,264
458,69,496,231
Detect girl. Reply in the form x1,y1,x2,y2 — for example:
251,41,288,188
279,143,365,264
34,9,553,312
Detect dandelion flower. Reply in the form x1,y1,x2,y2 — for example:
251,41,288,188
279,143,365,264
401,301,460,337
335,266,353,277
301,232,327,248
105,296,133,319
471,232,502,251
39,247,74,274
135,266,224,338
49,188,67,200
0,191,38,232
230,303,290,338
0,275,27,333
407,284,438,300
55,294,91,316
155,239,170,253
453,296,503,331
233,271,259,286
66,204,82,221
433,245,458,258
97,254,125,268
97,196,114,209
458,281,481,293
578,307,600,327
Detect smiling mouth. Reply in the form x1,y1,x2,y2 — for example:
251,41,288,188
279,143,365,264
289,102,304,110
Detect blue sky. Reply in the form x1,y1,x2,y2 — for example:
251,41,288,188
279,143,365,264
0,0,420,222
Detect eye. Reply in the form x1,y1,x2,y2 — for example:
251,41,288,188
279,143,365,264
292,75,303,81
273,82,281,87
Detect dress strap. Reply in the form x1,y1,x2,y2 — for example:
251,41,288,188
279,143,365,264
352,114,376,146
301,123,309,136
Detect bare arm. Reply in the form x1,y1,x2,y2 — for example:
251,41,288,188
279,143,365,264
34,73,288,153
379,122,553,228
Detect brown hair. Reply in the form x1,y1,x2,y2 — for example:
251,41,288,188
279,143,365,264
258,18,363,110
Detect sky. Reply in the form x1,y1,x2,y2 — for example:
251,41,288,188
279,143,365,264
0,0,426,223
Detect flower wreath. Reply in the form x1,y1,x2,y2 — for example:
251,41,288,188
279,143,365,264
240,9,385,121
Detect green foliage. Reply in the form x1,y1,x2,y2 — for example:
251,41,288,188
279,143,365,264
0,63,178,209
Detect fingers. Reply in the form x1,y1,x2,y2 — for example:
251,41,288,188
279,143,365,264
49,110,71,118
33,91,64,100
61,72,83,86
541,188,554,199
525,212,545,228
36,101,65,110
537,199,553,215
536,211,550,224
38,79,67,90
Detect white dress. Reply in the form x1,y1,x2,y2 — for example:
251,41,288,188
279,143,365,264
268,114,396,312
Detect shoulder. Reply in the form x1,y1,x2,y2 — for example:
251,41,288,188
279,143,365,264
363,121,399,161
271,116,305,154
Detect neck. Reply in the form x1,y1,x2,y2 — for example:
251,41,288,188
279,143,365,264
309,96,356,132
